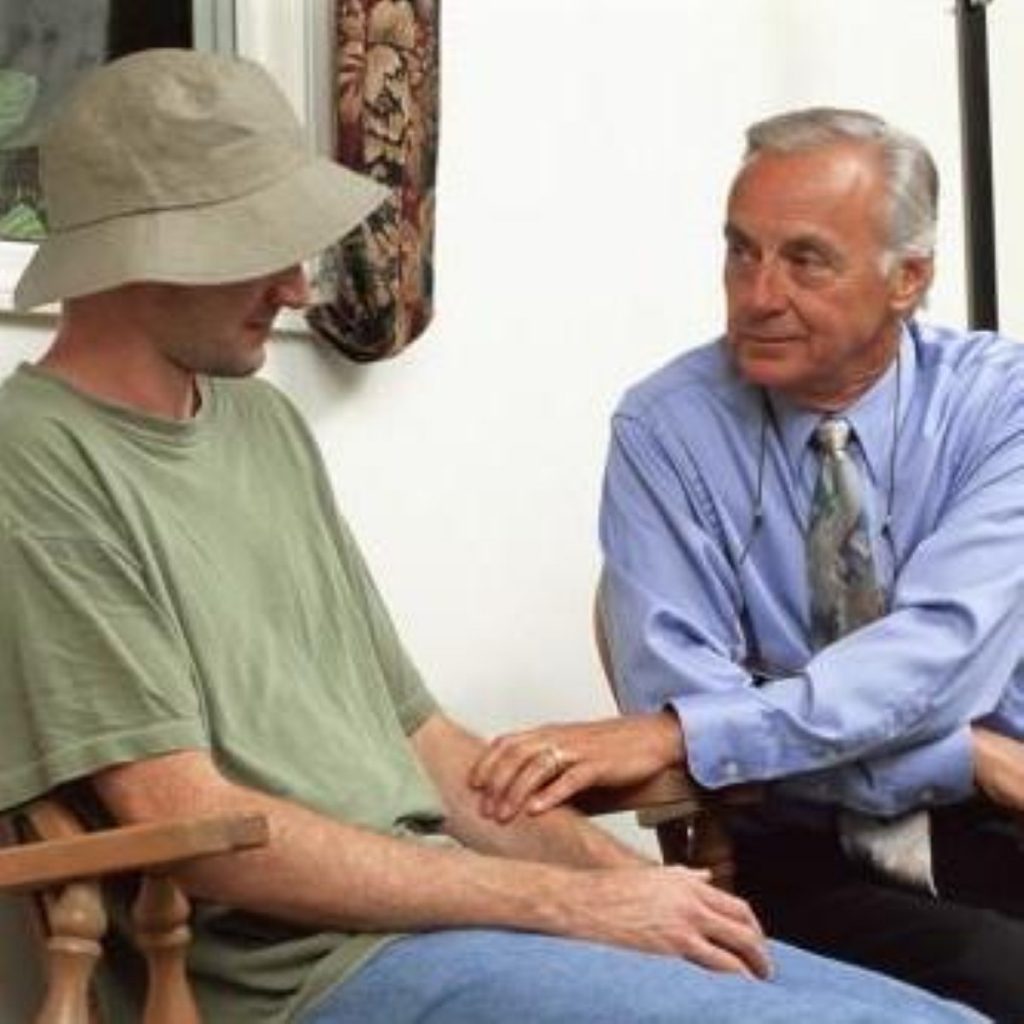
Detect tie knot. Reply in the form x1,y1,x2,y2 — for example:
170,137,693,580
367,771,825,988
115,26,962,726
814,417,851,455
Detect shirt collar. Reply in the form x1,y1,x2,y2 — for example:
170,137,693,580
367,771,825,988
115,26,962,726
767,322,917,484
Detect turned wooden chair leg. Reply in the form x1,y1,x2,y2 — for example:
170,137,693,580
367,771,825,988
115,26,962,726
654,810,737,891
688,811,738,891
132,874,201,1024
35,881,106,1024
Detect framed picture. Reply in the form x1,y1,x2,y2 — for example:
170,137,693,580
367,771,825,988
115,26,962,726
0,0,330,313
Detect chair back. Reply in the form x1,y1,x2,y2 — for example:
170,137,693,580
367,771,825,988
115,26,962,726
0,800,268,1024
592,586,758,887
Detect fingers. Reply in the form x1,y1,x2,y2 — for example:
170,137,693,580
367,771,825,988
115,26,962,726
470,714,682,822
471,732,573,821
669,868,771,978
468,732,531,810
683,934,772,979
698,877,765,936
492,746,571,821
698,909,773,979
469,730,541,792
680,937,760,978
524,763,600,816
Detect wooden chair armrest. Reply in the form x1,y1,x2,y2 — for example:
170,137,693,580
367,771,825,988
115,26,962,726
574,766,704,817
0,810,269,893
574,765,760,820
575,766,761,889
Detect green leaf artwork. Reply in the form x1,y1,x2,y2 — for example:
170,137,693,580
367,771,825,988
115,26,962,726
0,200,45,241
0,69,38,145
0,68,45,242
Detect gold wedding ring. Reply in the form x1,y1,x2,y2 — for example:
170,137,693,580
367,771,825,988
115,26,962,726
543,743,566,774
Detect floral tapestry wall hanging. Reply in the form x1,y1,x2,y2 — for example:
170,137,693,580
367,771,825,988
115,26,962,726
307,0,439,362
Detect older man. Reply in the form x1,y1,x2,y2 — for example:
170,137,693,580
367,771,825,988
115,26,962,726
473,108,1024,1022
0,56,979,1024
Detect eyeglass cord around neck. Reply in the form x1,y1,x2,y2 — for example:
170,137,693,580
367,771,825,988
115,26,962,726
735,329,905,574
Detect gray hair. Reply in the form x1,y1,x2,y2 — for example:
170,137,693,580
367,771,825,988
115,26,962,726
744,107,938,263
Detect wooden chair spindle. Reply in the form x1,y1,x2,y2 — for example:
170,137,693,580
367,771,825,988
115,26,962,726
35,880,106,1024
132,873,200,1024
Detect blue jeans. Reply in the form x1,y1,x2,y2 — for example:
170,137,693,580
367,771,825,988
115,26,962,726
300,930,986,1023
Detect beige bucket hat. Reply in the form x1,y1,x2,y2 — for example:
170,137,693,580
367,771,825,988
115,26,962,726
14,47,389,311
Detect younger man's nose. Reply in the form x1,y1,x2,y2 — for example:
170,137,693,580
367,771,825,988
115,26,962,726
268,265,311,309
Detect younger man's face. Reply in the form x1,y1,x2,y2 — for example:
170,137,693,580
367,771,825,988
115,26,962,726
129,267,310,380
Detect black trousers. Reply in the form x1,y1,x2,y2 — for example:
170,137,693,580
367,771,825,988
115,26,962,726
735,800,1024,1023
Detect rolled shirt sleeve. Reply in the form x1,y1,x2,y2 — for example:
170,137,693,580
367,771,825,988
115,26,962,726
779,727,974,816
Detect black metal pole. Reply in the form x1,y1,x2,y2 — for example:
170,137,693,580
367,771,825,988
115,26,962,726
955,0,999,330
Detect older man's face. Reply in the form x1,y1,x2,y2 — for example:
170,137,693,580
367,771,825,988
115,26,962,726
723,142,927,411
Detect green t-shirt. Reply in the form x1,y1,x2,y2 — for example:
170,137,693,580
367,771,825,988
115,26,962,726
0,365,445,1023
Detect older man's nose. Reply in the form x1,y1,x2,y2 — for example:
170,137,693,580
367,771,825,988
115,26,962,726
745,257,790,314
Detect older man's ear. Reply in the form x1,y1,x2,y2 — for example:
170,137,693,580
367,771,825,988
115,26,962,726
889,254,934,318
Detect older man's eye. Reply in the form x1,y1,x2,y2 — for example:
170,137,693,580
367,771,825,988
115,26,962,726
791,250,827,268
725,239,757,264
788,249,838,283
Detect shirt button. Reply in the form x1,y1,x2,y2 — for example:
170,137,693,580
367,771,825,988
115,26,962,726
722,760,740,780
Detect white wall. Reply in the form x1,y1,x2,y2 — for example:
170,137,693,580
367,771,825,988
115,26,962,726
1,1,1021,1016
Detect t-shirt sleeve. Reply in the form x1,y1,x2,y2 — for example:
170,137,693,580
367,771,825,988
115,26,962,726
0,528,208,810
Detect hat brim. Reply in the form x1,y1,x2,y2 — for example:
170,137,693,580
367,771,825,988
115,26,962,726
13,157,390,311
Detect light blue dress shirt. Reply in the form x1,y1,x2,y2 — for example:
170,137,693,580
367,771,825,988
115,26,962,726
600,321,1024,818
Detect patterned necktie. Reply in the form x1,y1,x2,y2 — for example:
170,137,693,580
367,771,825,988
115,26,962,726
807,417,885,646
806,417,935,892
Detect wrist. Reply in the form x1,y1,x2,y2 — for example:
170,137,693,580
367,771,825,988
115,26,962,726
650,709,684,768
538,866,615,941
512,861,586,935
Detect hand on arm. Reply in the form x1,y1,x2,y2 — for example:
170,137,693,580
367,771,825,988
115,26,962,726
469,711,683,822
92,739,769,978
412,712,649,867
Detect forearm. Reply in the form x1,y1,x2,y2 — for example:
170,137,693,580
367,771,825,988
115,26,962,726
202,793,767,977
93,748,771,975
187,794,574,934
413,714,647,868
93,749,582,934
441,769,649,868
447,791,649,868
677,609,1014,793
780,726,975,816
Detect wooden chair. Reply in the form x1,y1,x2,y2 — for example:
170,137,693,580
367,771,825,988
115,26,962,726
591,594,760,889
0,800,268,1024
